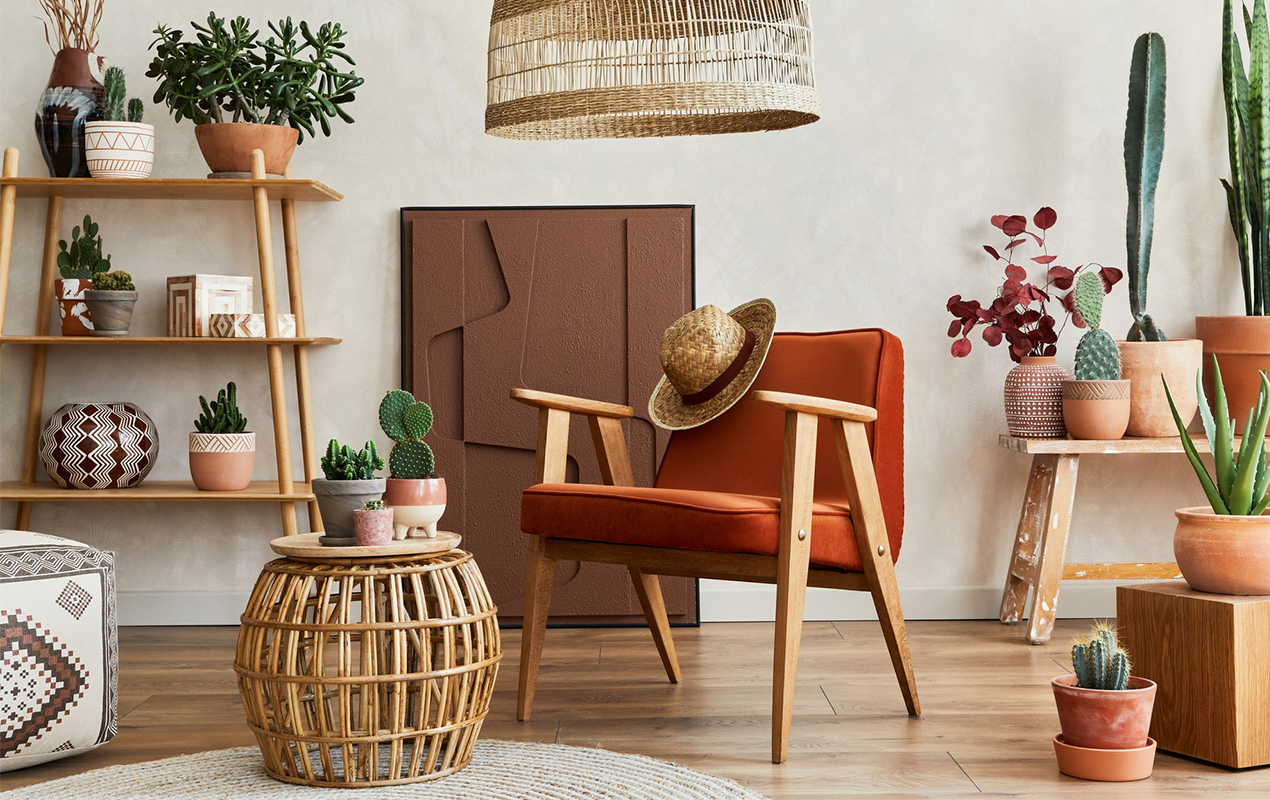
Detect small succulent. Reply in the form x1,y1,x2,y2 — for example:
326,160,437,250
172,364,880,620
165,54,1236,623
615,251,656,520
1071,622,1132,691
320,439,383,481
1072,272,1121,381
57,215,112,280
101,67,144,123
362,499,385,511
92,270,134,291
195,381,248,434
379,389,437,479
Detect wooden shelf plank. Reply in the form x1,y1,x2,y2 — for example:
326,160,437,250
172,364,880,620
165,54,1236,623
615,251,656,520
0,480,314,502
0,335,340,346
998,434,1246,455
0,177,342,202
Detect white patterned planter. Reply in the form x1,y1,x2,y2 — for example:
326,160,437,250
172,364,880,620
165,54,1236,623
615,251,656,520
207,312,296,338
1003,356,1069,439
166,275,253,337
84,121,154,179
39,402,159,489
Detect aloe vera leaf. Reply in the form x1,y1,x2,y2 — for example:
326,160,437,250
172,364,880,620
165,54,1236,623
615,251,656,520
1231,373,1270,513
1165,377,1230,514
1125,33,1166,326
1253,444,1270,514
1213,358,1236,497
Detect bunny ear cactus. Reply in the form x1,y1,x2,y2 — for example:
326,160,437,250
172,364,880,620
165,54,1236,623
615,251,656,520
57,215,112,280
1072,272,1123,381
1124,32,1168,342
378,390,437,479
1072,622,1133,691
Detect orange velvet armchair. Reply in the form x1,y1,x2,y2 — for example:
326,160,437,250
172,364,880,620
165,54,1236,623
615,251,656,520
510,329,919,763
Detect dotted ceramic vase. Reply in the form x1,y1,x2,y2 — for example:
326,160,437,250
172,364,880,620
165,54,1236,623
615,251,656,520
1004,356,1069,439
39,402,159,489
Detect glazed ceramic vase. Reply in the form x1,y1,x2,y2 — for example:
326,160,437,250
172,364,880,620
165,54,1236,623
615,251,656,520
1052,675,1157,750
55,278,94,335
1173,507,1270,595
85,121,155,178
1117,340,1203,437
194,123,298,176
1196,316,1270,434
312,478,386,542
39,402,159,489
1003,356,1069,438
384,477,447,540
354,507,395,546
1061,380,1131,440
36,48,105,178
83,289,136,336
188,432,255,491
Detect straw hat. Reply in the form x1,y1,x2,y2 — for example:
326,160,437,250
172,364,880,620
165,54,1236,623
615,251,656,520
649,299,777,430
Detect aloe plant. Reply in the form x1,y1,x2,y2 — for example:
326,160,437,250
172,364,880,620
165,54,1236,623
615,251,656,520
1163,357,1270,515
1124,32,1168,341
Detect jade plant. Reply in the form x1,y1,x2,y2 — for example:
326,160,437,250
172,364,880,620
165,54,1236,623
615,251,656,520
91,271,134,291
320,439,383,481
362,499,385,511
1124,32,1168,341
194,381,247,434
1164,358,1270,515
101,66,144,123
379,389,437,479
57,215,112,280
1072,622,1132,691
1072,272,1122,381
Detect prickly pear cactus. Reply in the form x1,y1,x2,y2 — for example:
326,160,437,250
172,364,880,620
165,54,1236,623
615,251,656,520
1072,623,1132,690
402,402,433,439
379,389,438,479
389,438,435,479
1073,272,1105,330
1074,329,1122,381
379,390,416,441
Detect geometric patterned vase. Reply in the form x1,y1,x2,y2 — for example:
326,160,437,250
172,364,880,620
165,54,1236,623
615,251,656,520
38,403,159,489
0,530,118,772
83,121,155,179
1003,356,1070,439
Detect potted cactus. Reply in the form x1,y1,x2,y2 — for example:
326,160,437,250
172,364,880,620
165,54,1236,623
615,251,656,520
188,381,254,491
354,500,394,547
83,270,137,337
1062,273,1131,440
379,390,446,539
84,66,154,179
1116,32,1203,437
313,439,384,544
1164,359,1270,594
1051,623,1157,782
55,215,112,335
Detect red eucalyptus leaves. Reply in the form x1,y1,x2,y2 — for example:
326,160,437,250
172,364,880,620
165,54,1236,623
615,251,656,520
947,208,1123,362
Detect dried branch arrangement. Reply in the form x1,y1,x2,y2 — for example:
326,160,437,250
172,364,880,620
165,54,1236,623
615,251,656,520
38,0,105,53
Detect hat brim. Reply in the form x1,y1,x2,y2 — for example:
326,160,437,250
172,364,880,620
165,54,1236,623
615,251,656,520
648,298,776,431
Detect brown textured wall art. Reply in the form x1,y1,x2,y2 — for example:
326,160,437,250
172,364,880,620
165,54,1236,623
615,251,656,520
401,207,696,625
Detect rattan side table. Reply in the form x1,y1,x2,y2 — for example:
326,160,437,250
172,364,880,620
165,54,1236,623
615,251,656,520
234,540,501,787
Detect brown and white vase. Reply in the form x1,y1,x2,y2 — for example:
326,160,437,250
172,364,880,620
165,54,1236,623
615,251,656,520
36,48,105,178
55,278,94,335
85,121,155,179
1004,356,1069,438
39,402,159,489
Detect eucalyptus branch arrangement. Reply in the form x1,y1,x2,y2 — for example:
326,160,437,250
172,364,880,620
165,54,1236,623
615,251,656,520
38,0,105,53
146,13,362,142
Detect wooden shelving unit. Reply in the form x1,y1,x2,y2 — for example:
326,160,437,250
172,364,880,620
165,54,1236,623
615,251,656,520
0,146,338,537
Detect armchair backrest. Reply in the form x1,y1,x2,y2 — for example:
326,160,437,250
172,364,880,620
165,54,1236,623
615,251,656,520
654,329,905,557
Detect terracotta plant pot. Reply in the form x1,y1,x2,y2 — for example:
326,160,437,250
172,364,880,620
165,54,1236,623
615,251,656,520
1051,675,1157,750
354,508,395,546
85,120,155,179
1003,356,1069,438
312,478,386,540
1061,380,1131,440
1174,506,1270,595
1117,339,1203,437
36,48,104,178
1196,316,1270,434
188,432,255,491
384,477,447,539
55,277,94,335
193,123,298,176
83,289,137,337
1053,735,1156,782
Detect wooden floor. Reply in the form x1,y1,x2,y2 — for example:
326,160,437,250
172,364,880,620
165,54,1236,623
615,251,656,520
4,619,1266,798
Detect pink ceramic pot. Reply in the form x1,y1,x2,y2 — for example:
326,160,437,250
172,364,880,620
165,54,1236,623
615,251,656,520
354,508,394,546
1052,675,1156,750
1174,507,1270,595
383,477,446,539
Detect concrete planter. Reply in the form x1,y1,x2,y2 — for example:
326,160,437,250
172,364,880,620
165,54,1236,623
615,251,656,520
312,478,386,540
83,289,136,337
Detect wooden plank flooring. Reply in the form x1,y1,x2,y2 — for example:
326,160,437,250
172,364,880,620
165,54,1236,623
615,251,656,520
4,620,1267,798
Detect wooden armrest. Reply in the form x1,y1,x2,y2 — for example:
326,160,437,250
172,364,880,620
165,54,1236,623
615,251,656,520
510,388,634,419
751,390,878,423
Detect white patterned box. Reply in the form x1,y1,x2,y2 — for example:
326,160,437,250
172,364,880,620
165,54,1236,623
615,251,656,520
208,313,297,338
0,530,117,772
166,274,254,337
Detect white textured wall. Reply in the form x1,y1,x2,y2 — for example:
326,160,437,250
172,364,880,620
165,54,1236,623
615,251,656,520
0,2,1233,623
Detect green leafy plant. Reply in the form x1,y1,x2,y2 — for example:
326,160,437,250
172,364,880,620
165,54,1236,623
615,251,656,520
57,215,111,280
320,439,383,481
146,14,362,142
100,66,145,122
1164,357,1270,515
91,270,134,291
1124,32,1168,342
194,381,248,434
362,499,385,511
1072,622,1132,691
379,389,437,479
1072,272,1122,380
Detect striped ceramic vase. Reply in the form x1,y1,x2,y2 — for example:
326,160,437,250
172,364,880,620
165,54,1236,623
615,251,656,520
1003,356,1069,439
39,402,159,489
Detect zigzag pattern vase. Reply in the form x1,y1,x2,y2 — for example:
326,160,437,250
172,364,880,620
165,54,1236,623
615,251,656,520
39,403,159,489
84,121,155,179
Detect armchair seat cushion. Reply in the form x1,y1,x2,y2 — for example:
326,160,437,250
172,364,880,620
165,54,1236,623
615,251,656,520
522,483,881,573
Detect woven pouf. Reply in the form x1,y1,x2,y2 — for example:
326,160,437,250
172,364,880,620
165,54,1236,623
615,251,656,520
234,550,501,787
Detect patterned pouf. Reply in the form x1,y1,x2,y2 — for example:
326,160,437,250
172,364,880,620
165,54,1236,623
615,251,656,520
0,530,118,772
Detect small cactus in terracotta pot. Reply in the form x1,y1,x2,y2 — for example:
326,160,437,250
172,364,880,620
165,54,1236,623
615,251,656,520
1062,272,1131,440
379,389,446,539
354,500,394,546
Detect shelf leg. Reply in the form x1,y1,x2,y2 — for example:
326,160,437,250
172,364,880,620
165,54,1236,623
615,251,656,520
251,149,297,536
1025,454,1080,645
0,148,18,335
281,166,322,532
999,454,1055,624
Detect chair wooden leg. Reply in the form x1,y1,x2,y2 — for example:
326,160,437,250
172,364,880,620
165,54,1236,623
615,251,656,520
865,551,921,717
628,567,681,683
517,536,555,721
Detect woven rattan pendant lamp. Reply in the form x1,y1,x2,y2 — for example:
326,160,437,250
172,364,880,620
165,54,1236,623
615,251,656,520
486,0,820,139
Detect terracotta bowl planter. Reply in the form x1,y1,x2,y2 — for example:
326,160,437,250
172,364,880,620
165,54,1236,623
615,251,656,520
1174,506,1270,595
354,507,395,546
1004,356,1069,438
83,289,136,337
188,432,255,491
85,120,155,178
1117,339,1203,437
1053,735,1156,782
384,477,447,539
1051,675,1156,750
55,277,94,335
1061,380,1130,440
312,478,385,540
1196,316,1270,434
194,123,298,176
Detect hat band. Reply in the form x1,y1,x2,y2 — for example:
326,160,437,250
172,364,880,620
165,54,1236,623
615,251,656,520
681,330,756,406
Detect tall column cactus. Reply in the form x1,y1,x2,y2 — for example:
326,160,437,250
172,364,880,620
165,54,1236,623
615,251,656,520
1073,273,1122,380
379,389,436,479
1124,32,1168,341
1072,623,1132,691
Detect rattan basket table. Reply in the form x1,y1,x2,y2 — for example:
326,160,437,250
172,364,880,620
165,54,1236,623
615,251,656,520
234,541,501,787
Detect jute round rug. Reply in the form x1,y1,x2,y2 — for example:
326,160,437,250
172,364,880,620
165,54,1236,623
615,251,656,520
5,740,769,799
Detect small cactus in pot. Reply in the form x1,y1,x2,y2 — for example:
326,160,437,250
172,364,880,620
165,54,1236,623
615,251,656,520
379,389,447,540
1062,272,1132,440
54,215,112,335
312,438,386,544
83,269,138,338
188,381,256,491
354,499,394,546
1052,622,1157,758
